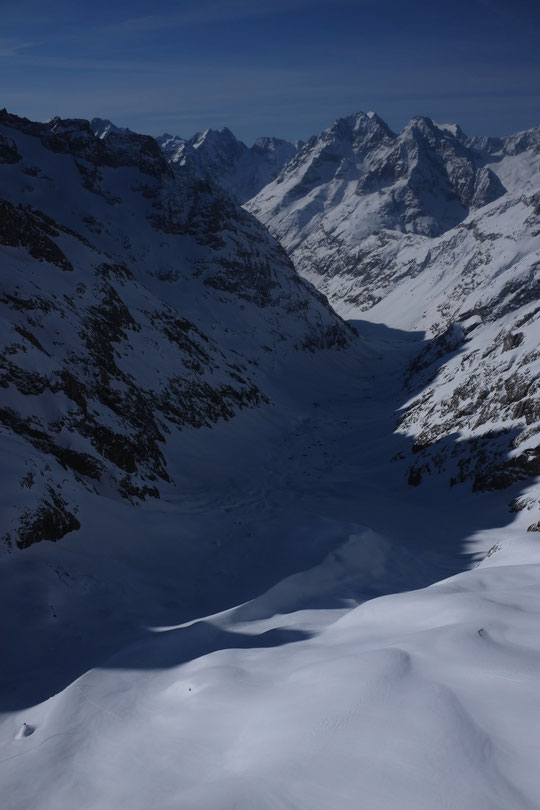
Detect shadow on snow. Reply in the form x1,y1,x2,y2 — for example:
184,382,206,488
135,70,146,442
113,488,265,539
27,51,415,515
0,320,532,710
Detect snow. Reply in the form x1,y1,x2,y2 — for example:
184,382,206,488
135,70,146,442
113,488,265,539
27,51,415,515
2,316,540,809
7,557,540,810
2,109,540,809
156,125,298,203
90,118,134,140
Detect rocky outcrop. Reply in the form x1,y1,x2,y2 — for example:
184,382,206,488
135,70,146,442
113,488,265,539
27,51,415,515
14,489,81,550
0,200,74,270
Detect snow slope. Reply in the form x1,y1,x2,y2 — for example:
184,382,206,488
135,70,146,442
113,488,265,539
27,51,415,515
5,557,540,810
1,318,539,810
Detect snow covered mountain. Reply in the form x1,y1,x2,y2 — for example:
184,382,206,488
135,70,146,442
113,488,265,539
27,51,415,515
157,126,298,202
246,111,507,267
0,109,353,552
90,117,135,139
3,108,540,810
247,111,540,511
90,119,298,203
246,111,540,304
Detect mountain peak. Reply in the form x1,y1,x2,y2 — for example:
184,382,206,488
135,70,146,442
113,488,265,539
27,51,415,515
311,112,396,153
254,135,292,150
90,117,134,139
433,121,467,141
193,126,242,148
403,115,438,135
157,125,298,203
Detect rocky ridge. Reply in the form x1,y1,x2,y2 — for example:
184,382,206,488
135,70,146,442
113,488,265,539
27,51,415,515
90,119,299,203
156,126,298,203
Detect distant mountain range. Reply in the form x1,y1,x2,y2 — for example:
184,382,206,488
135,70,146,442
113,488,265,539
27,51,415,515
91,118,300,203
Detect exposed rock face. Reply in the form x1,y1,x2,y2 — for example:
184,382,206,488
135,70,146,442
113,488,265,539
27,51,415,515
14,489,81,550
0,133,21,164
0,199,74,270
0,111,354,549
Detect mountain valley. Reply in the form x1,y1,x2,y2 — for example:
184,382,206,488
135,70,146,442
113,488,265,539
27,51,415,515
1,108,540,810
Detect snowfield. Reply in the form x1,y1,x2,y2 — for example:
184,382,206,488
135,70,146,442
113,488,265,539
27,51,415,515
3,525,540,810
5,558,540,810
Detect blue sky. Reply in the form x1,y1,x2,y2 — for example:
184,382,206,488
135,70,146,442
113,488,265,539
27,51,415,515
1,0,539,143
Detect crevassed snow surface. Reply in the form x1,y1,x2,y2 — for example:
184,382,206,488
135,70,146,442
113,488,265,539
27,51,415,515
2,322,540,810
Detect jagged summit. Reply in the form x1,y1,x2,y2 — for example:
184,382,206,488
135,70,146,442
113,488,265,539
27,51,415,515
300,110,396,153
195,125,237,143
90,117,134,139
433,120,468,140
155,131,185,153
157,124,298,202
253,135,295,154
246,109,507,266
